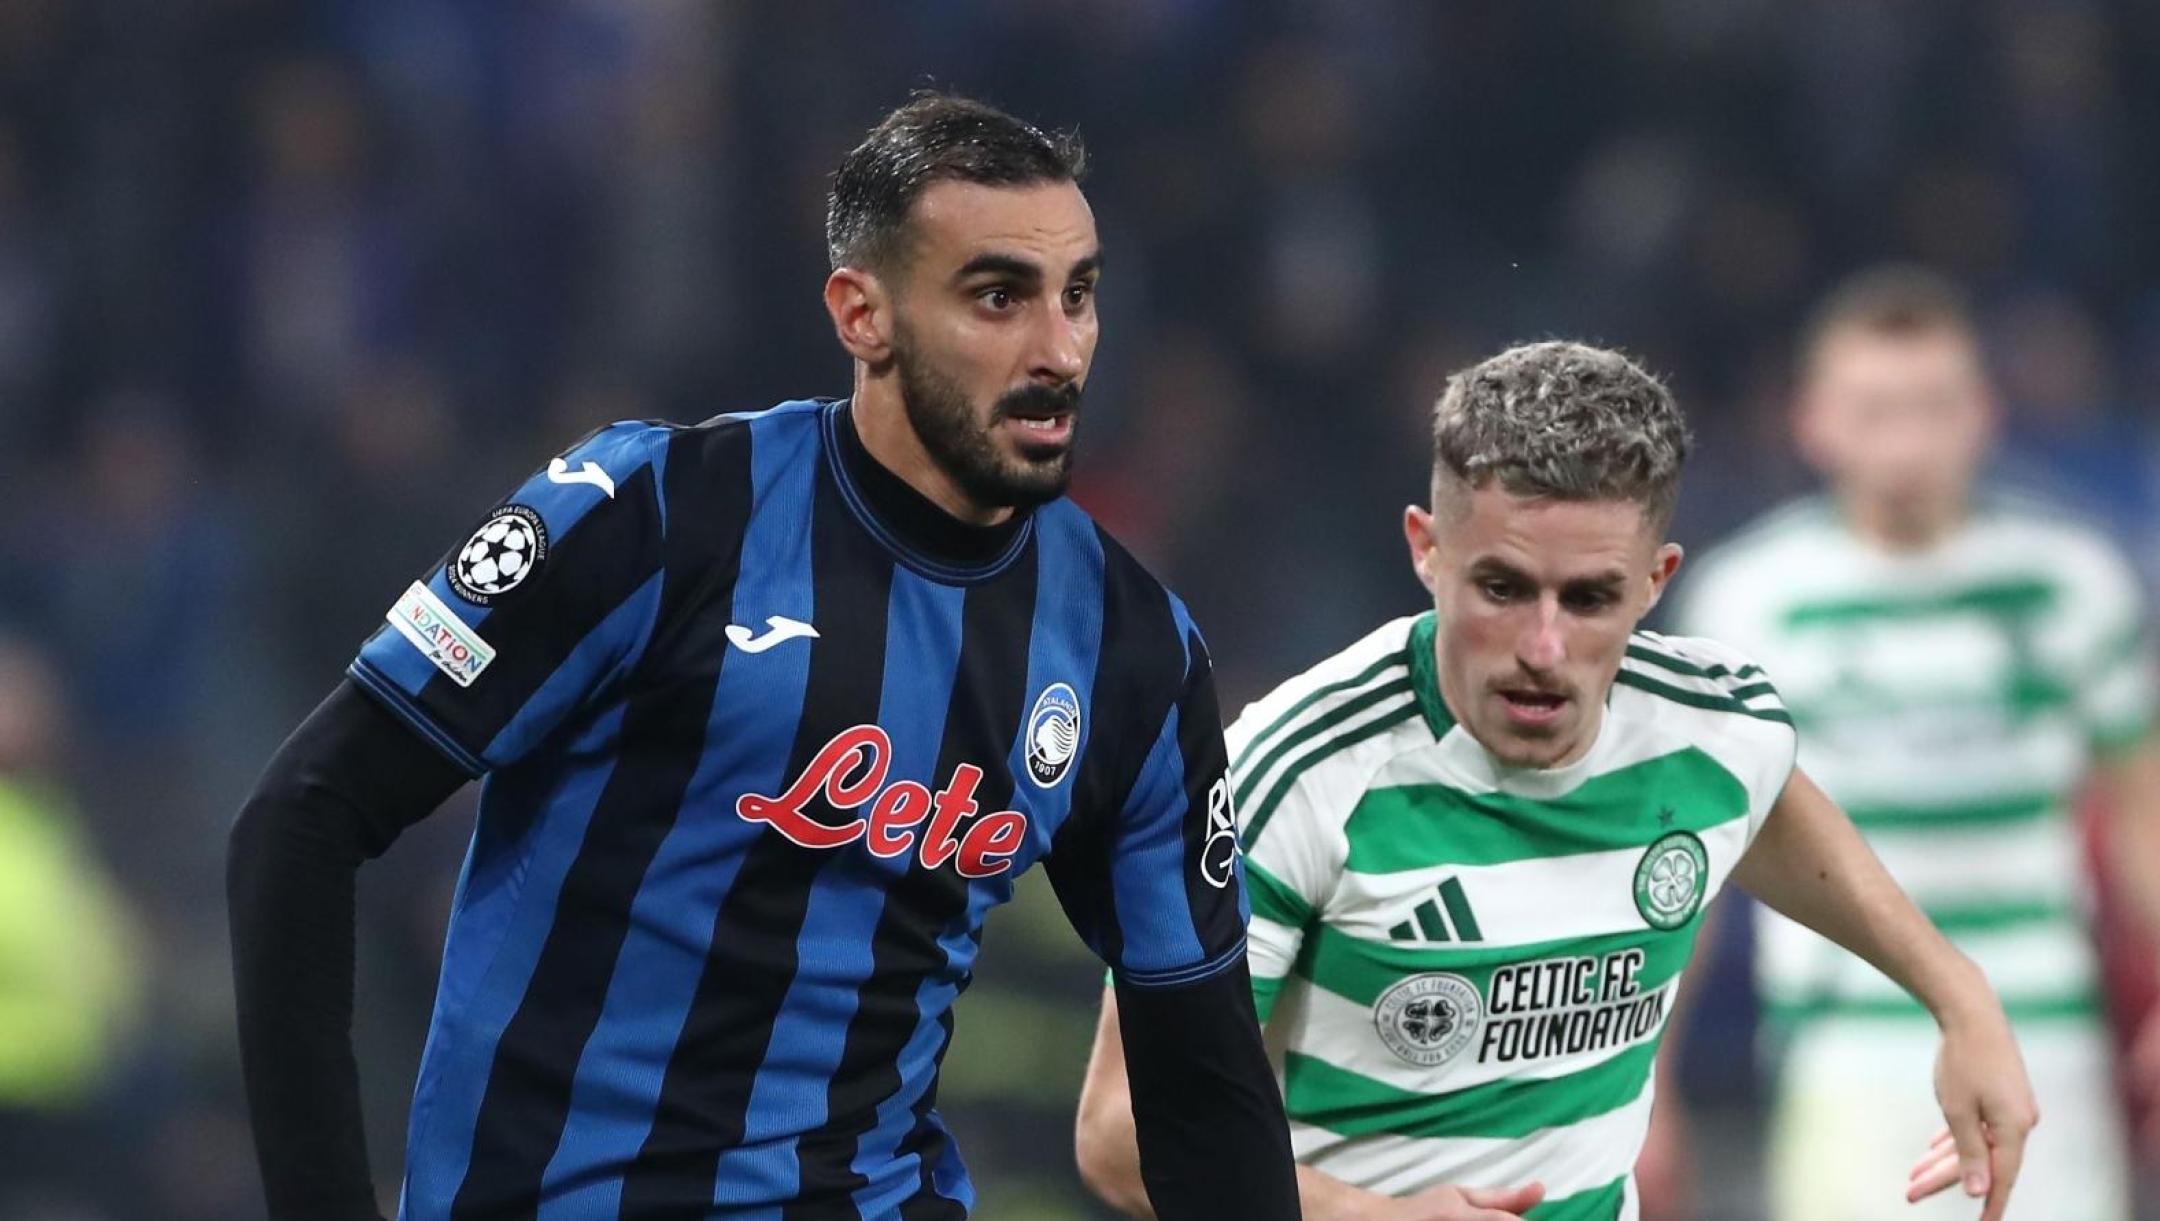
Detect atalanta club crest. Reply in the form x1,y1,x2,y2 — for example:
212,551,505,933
1025,683,1082,787
449,505,548,605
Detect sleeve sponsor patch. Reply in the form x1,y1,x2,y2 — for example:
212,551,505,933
386,581,497,687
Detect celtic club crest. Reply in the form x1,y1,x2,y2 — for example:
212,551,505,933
1634,830,1708,930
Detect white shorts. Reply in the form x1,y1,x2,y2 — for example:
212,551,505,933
1768,1018,2129,1221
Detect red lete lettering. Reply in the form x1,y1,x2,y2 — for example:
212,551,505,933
736,725,1031,878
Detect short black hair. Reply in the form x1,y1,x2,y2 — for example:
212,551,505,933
825,92,1086,273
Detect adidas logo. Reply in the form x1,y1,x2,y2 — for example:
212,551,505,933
1388,877,1483,943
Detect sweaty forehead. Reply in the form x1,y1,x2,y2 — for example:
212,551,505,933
906,180,1098,274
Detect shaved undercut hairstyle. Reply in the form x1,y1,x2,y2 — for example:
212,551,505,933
1431,340,1692,534
825,92,1087,274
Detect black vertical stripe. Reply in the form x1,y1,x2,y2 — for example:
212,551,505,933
616,470,896,1220
451,424,754,1220
1043,531,1184,972
785,543,1041,1219
407,462,668,757
890,1007,965,1221
1169,628,1241,959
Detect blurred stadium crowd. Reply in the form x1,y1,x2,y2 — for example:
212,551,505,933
0,2,2157,1218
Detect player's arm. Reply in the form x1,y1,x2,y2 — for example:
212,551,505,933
227,682,465,1221
2057,548,2160,1116
2083,727,2160,1150
1077,989,1544,1221
1733,767,2038,1221
1073,662,1540,1221
2093,735,2160,961
228,423,671,1220
1046,626,1299,1221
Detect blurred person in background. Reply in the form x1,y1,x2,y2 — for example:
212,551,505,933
1664,266,2160,1220
0,637,144,1218
226,92,1298,1221
1076,341,2037,1221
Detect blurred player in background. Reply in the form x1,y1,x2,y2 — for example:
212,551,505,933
0,638,141,1218
1667,266,2160,1220
1074,341,2038,1221
226,93,1298,1221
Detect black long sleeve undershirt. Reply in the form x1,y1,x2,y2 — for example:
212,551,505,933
1115,958,1302,1221
227,680,467,1221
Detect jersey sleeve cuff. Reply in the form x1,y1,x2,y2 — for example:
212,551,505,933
1113,937,1248,989
346,660,488,778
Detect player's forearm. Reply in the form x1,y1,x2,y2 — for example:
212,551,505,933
227,682,464,1221
2095,741,2160,950
229,767,388,1218
1074,1092,1156,1220
1077,1076,1398,1221
1114,962,1301,1220
1733,769,1996,1028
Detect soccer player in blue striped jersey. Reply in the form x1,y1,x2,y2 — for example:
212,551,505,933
227,94,1299,1221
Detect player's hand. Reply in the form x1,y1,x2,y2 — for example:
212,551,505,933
1353,1181,1545,1220
1633,1088,1696,1221
1918,1004,2039,1221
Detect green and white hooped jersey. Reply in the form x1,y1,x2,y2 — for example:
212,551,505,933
1678,494,2155,1034
1234,614,1796,1220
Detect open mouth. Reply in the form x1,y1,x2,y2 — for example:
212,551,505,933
1002,410,1076,448
1497,689,1569,728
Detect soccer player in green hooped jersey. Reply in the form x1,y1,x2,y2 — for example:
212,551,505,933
1071,340,2041,1221
1647,267,2160,1221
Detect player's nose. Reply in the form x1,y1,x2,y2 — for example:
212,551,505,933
1028,307,1087,386
1516,605,1566,671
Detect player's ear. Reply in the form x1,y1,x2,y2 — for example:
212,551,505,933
1791,381,1837,476
1643,542,1684,610
1403,505,1440,597
825,267,895,367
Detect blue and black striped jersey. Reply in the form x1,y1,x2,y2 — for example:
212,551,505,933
349,399,1249,1219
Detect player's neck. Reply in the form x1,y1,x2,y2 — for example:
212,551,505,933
1841,491,1970,554
835,399,1029,570
850,385,1016,528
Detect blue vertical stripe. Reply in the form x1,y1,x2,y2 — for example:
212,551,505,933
846,503,1104,1213
713,568,968,1206
533,406,823,1219
845,971,971,1215
1108,705,1207,976
398,702,630,1216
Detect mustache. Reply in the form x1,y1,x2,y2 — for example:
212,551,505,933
1493,676,1573,698
994,381,1082,419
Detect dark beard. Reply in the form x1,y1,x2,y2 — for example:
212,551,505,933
896,347,1080,512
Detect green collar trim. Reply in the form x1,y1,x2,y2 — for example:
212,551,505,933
1405,611,1457,742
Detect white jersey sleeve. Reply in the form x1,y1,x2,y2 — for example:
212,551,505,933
2041,529,2156,753
1223,618,1424,1020
1622,630,1800,841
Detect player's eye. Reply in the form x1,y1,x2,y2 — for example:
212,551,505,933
1479,579,1520,603
978,287,1016,311
1063,282,1094,311
1563,589,1617,613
